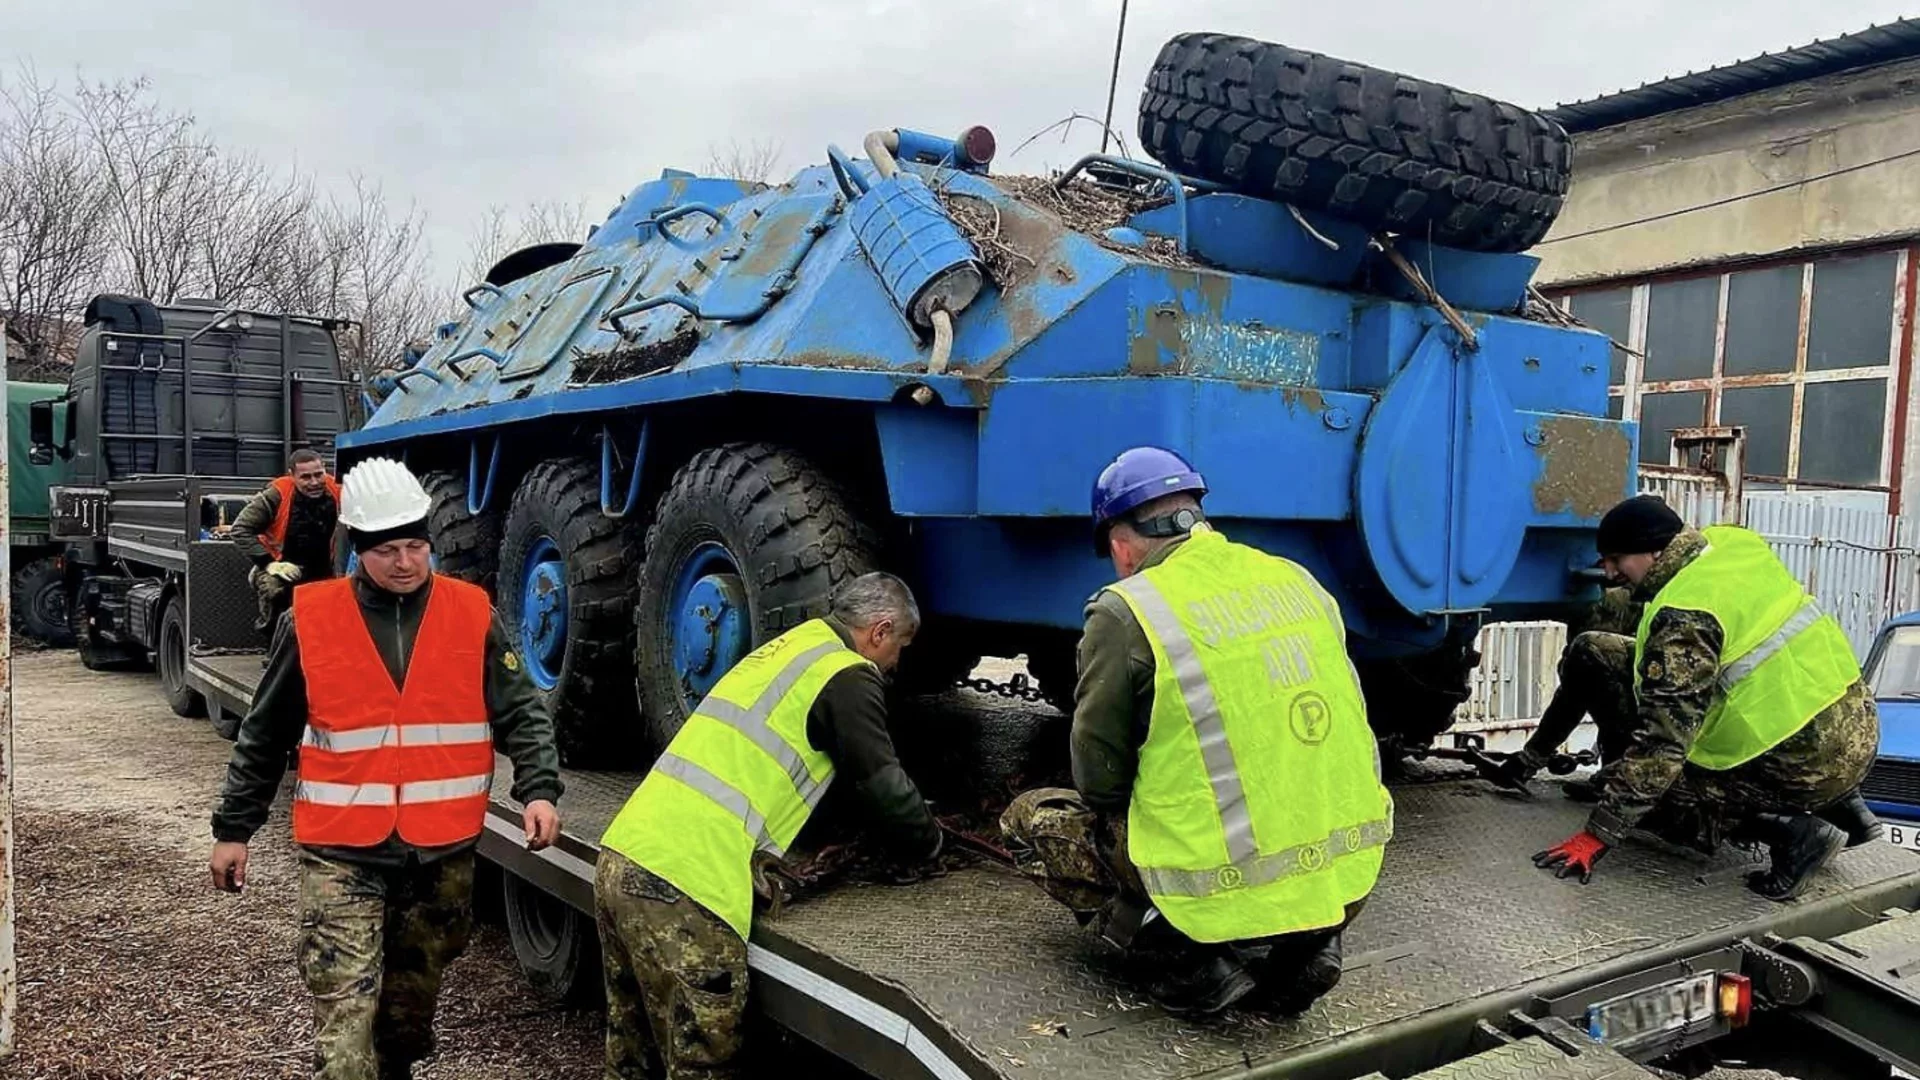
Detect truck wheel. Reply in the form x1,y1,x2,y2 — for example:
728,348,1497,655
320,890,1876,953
421,469,502,594
498,458,641,766
13,556,74,646
209,702,242,741
70,581,149,672
158,596,206,718
502,871,599,1005
1138,33,1571,252
635,444,880,754
1354,640,1479,761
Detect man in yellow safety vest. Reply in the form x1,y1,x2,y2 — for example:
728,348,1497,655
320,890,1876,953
1533,495,1882,900
1001,446,1392,1017
594,572,942,1079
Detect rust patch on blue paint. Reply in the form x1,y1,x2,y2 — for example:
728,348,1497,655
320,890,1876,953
1534,415,1631,518
1129,305,1320,387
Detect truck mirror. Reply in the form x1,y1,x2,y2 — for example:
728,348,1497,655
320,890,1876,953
28,399,55,465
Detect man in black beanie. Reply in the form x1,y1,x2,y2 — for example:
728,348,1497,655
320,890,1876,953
1533,495,1882,902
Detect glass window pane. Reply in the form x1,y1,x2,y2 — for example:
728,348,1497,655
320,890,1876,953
1637,390,1706,464
1718,384,1792,478
1868,625,1920,697
1570,287,1634,385
1723,265,1801,376
1643,277,1718,382
1798,379,1886,484
1607,394,1623,420
1807,251,1897,371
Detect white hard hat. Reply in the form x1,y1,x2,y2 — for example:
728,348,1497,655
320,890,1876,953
339,457,433,532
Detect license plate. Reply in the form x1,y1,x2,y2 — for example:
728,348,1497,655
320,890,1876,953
1885,821,1920,853
1585,972,1717,1048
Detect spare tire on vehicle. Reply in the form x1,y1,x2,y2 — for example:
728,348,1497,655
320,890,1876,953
1138,32,1572,253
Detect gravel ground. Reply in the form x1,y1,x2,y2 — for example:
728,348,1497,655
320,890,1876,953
6,650,606,1080
0,649,1822,1079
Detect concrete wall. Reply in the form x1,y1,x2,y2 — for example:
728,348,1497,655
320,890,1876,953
1535,56,1920,288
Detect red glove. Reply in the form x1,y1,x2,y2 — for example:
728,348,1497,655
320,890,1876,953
1532,831,1609,884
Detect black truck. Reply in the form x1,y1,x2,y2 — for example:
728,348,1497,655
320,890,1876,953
28,293,356,730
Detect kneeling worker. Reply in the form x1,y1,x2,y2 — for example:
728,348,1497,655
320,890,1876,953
231,447,342,634
1534,495,1881,900
596,572,942,1079
1002,447,1392,1017
210,457,563,1080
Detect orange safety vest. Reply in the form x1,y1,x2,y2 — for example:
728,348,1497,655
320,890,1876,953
262,474,342,562
291,575,495,848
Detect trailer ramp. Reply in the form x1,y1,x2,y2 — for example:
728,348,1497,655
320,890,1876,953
513,762,1920,1080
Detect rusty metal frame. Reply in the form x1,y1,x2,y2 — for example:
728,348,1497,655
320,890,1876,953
1,322,15,1059
1554,243,1911,495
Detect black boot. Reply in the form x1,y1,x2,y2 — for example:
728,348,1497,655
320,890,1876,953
1816,791,1884,849
1148,950,1257,1017
1746,813,1848,902
1265,932,1344,1015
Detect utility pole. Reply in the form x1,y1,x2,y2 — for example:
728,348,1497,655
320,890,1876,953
1100,0,1131,155
0,322,14,1060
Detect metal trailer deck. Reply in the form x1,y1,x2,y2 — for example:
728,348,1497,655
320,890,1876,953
478,697,1920,1080
193,655,1920,1078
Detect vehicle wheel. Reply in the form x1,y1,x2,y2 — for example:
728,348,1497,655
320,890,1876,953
13,556,74,646
1354,639,1479,755
1138,33,1572,253
209,701,242,741
502,871,599,1005
70,580,148,672
421,469,502,594
635,444,881,755
498,457,641,766
158,596,206,718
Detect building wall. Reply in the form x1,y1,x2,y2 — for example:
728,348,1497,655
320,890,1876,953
1536,56,1920,287
1537,59,1920,509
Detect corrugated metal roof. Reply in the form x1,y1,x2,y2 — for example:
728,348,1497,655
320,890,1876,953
1547,20,1920,133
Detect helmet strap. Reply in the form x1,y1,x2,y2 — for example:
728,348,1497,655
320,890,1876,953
1131,508,1204,542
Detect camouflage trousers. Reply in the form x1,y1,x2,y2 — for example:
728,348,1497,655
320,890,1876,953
595,850,749,1080
1523,631,1641,764
297,848,475,1080
1565,640,1878,847
999,788,1357,985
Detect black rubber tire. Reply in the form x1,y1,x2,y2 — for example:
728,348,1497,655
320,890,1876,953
158,595,206,718
1139,32,1571,252
501,871,600,1005
1354,640,1480,756
209,701,241,741
635,443,881,755
497,457,641,767
69,577,148,672
420,469,503,594
13,555,74,646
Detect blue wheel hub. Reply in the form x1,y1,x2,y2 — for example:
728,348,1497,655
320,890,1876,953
519,536,569,692
669,543,749,713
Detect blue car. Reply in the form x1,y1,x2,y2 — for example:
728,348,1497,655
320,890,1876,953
1863,612,1920,847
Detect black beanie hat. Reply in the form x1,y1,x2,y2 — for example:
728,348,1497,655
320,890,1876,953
349,517,431,554
1596,495,1684,557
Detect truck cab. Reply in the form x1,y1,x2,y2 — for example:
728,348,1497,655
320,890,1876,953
1863,611,1920,850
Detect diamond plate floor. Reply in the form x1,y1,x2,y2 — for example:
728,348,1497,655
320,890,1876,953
517,688,1920,1080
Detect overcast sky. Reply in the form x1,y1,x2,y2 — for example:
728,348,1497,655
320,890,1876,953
4,1,1918,281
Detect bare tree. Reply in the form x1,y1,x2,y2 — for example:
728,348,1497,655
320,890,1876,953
0,66,110,377
703,137,783,185
453,197,596,307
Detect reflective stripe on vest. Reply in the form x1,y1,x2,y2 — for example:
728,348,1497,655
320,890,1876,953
1106,528,1391,944
599,620,868,938
291,576,494,848
1635,525,1861,770
263,473,341,561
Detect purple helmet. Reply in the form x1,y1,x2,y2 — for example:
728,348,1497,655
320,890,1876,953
1091,446,1208,556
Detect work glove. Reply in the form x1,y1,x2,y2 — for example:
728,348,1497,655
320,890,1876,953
1468,748,1541,792
266,561,303,582
1532,830,1609,884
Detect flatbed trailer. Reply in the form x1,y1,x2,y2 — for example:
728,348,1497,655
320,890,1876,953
199,658,1920,1079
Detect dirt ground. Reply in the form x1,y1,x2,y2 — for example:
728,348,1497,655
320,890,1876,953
0,649,1825,1079
6,649,607,1080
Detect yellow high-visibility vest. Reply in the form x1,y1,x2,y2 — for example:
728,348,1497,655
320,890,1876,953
1105,527,1392,943
600,620,867,937
1635,526,1859,770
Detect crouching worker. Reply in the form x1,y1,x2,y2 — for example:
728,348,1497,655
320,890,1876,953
1003,447,1392,1017
209,457,563,1080
595,572,943,1079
